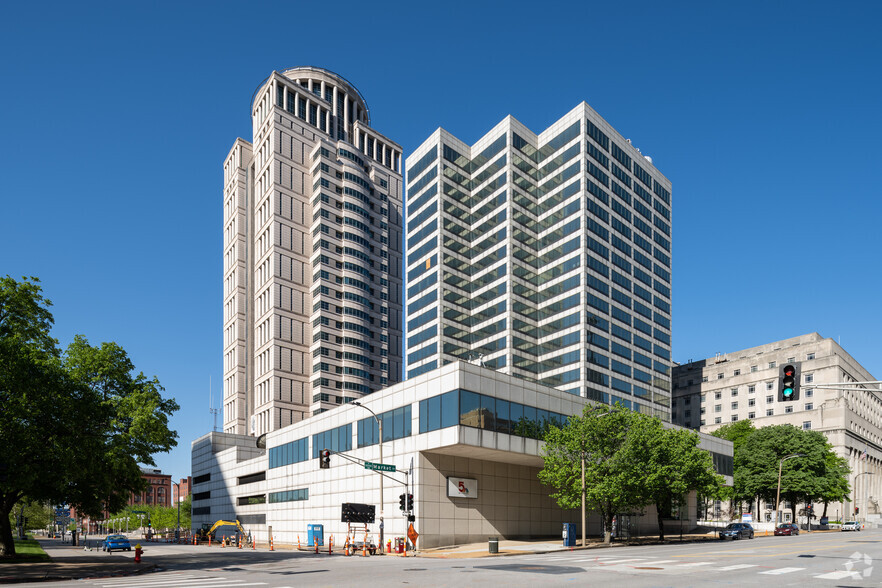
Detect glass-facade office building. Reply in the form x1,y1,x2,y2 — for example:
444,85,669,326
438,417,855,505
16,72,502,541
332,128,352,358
405,104,673,419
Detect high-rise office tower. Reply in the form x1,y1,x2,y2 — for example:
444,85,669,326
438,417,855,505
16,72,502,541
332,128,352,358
222,67,404,436
405,103,672,418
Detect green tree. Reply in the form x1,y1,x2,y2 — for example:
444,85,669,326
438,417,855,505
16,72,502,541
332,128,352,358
644,426,724,540
0,276,179,557
735,425,849,521
8,500,52,534
711,420,756,514
539,404,651,544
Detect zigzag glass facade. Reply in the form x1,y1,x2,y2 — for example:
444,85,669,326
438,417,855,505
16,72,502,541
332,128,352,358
404,104,673,419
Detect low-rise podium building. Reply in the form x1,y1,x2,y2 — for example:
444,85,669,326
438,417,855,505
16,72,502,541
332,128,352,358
192,361,731,548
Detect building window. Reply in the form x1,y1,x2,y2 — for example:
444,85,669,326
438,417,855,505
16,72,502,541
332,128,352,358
803,421,812,430
807,353,815,360
769,361,777,369
702,376,708,382
715,391,722,400
717,373,724,380
700,407,706,414
748,398,756,407
748,411,756,419
685,397,691,405
805,403,813,410
700,419,706,425
731,388,738,396
685,410,691,418
748,385,756,394
731,415,738,422
766,409,774,416
785,406,794,414
731,402,738,410
766,382,774,391
734,369,741,376
766,395,774,403
715,404,722,413
750,365,757,373
806,389,813,397
715,417,721,424
805,373,814,383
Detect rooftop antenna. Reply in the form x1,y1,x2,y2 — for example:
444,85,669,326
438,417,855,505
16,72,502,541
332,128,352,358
209,375,219,432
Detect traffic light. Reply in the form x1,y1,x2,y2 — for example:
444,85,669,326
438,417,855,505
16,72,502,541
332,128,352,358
778,363,800,402
399,494,406,511
320,449,330,469
407,493,414,511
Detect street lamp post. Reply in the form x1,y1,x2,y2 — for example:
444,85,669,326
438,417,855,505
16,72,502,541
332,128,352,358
855,472,874,524
775,454,805,524
582,410,613,547
353,401,384,554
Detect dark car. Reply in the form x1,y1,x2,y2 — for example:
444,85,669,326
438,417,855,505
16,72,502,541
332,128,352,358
774,523,799,536
102,534,131,552
719,523,754,540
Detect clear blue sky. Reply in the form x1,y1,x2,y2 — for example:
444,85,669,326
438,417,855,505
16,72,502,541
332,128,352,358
2,1,880,481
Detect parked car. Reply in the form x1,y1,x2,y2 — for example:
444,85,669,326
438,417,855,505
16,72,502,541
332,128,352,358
774,523,800,536
102,534,131,552
841,521,861,531
719,523,755,540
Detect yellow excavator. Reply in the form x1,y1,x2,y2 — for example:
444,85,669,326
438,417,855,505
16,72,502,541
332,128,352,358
195,520,248,544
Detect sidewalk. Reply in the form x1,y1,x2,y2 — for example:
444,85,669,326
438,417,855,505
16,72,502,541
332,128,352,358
0,539,155,584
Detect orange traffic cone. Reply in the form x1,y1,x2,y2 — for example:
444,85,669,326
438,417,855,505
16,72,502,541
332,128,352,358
270,535,274,551
221,535,225,548
298,536,301,550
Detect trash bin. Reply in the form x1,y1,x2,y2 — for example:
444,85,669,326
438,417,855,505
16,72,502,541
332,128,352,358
397,537,405,553
563,523,576,547
307,524,324,547
488,537,499,554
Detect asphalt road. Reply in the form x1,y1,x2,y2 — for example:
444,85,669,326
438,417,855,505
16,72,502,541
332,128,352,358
24,529,882,587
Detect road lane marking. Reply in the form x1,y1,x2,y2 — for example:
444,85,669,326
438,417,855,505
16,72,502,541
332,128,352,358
759,567,805,575
715,564,758,571
630,560,677,566
598,558,646,564
814,570,861,580
102,580,263,588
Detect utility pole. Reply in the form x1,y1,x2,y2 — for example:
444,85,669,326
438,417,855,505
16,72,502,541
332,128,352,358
775,454,804,524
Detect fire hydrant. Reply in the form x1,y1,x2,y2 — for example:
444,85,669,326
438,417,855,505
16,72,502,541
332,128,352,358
134,544,143,563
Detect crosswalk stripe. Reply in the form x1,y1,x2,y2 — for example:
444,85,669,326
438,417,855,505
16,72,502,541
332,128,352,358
598,558,646,564
814,570,861,580
630,560,677,566
716,564,758,571
759,567,805,575
673,562,713,568
102,580,264,588
101,578,220,587
97,576,200,584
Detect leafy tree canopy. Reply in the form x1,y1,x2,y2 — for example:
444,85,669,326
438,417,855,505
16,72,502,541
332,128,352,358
0,276,179,557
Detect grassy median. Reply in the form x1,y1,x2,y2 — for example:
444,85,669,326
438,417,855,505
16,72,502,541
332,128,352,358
0,537,51,563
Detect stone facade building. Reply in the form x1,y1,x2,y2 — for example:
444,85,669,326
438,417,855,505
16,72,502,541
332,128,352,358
673,333,881,523
222,67,404,437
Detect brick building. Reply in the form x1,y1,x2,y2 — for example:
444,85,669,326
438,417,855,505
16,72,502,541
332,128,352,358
173,476,192,504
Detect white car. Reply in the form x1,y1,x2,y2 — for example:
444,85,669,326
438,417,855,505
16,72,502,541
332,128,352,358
841,521,861,531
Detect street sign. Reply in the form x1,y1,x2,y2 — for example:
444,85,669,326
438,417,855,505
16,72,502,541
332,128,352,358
364,462,396,472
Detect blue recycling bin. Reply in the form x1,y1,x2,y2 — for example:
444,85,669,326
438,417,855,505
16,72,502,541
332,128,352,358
307,524,324,547
563,523,576,547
